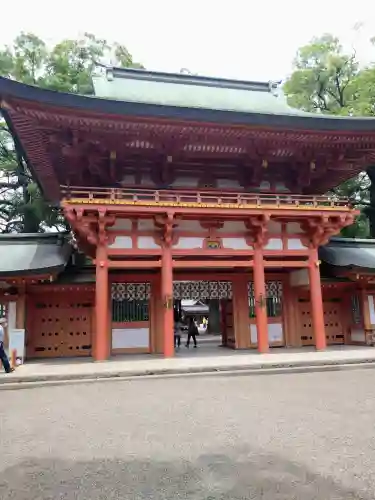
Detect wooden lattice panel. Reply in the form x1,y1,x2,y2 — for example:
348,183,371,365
28,294,93,358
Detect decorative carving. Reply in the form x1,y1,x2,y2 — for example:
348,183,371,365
154,212,175,248
301,214,355,248
64,207,116,248
204,238,222,249
246,214,270,249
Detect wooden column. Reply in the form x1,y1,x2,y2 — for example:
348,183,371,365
95,244,109,361
254,247,268,353
161,243,174,357
16,285,26,329
232,276,250,349
308,248,326,350
360,288,371,331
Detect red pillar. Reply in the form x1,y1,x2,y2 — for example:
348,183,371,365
95,244,109,361
161,244,174,357
254,247,268,353
308,248,326,350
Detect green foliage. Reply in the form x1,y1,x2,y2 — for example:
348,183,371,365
284,33,375,238
0,32,143,233
284,34,358,114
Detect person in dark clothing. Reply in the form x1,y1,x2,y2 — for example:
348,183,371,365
174,320,182,350
186,317,198,348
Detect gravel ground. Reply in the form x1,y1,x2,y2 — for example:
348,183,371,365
1,369,375,499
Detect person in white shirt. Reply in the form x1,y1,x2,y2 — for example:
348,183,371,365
0,317,13,373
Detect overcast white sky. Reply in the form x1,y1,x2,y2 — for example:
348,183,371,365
1,0,375,81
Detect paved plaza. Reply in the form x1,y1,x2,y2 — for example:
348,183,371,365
1,368,375,499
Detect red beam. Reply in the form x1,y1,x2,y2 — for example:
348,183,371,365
264,260,308,268
108,260,162,268
172,260,254,268
108,249,161,256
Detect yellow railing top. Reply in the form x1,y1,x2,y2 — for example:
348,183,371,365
60,186,352,211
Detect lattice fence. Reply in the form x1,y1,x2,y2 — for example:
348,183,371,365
248,281,283,299
173,281,233,300
111,283,151,301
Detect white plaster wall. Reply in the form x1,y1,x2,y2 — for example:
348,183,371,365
287,238,306,250
368,296,375,324
250,324,257,343
249,323,283,343
176,220,207,232
268,324,283,342
111,219,132,231
267,221,282,233
138,236,160,249
222,238,252,250
264,238,283,250
109,236,133,249
138,219,155,230
173,237,204,249
286,222,302,234
112,328,149,349
351,328,366,342
217,221,246,233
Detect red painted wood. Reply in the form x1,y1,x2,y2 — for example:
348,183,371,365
308,249,326,350
253,248,268,353
161,245,174,358
95,245,110,361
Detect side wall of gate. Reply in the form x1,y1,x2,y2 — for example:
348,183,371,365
26,286,95,359
294,286,351,347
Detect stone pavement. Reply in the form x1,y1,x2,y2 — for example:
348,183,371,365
4,369,375,498
2,344,375,388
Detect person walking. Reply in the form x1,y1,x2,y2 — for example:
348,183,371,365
0,318,13,374
186,317,198,348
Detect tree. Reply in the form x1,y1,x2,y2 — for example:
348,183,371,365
284,34,375,237
0,32,143,233
284,34,358,114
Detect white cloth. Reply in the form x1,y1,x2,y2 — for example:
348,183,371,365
0,325,4,343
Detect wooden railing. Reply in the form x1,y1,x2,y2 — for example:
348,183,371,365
60,185,351,210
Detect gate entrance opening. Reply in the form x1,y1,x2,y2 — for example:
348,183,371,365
173,281,233,348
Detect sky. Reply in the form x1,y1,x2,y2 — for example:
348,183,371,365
1,0,375,82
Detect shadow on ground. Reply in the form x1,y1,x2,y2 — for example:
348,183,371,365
0,451,367,499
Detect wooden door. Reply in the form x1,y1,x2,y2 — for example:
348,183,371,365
297,297,314,346
323,298,345,344
27,293,93,358
297,295,345,346
220,299,235,348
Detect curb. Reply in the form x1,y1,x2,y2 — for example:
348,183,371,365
1,357,375,390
